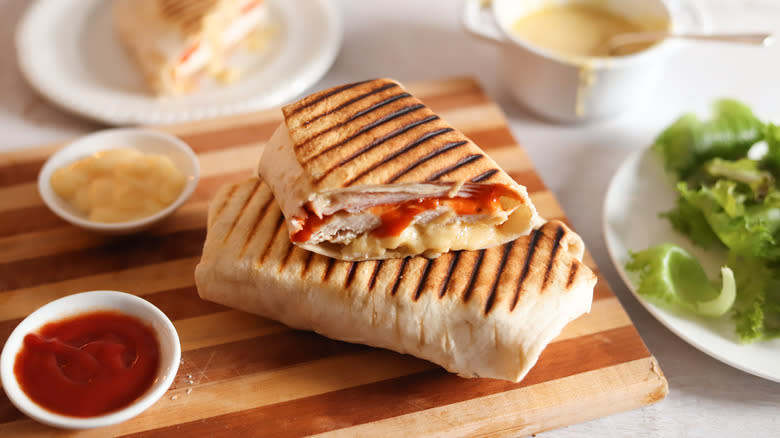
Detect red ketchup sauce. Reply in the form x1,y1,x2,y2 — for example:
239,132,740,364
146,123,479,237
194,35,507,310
13,311,160,418
290,184,521,242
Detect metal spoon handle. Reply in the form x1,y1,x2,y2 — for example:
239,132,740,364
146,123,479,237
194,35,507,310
607,32,774,53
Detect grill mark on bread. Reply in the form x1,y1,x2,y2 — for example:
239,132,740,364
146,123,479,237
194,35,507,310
158,0,219,35
302,250,315,275
240,193,274,257
302,82,399,127
511,228,542,311
323,257,337,282
317,114,441,185
223,179,261,244
285,80,372,117
346,127,453,186
462,249,486,303
258,212,285,265
439,251,461,298
390,258,409,296
345,262,358,288
413,259,434,301
426,154,484,181
296,92,410,152
213,183,239,222
368,260,383,291
387,140,468,183
303,101,424,164
566,262,580,289
471,169,499,183
541,225,566,292
346,93,412,123
485,240,515,315
278,244,296,273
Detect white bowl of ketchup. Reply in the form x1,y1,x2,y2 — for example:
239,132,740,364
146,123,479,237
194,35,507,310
0,291,181,429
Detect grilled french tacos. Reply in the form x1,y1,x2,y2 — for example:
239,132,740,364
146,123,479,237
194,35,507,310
258,78,543,261
195,178,596,382
114,0,268,95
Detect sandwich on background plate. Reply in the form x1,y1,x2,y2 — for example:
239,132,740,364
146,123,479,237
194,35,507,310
195,178,596,382
114,0,269,95
258,78,543,261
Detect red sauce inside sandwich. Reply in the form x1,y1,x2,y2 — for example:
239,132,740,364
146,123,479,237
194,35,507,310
291,184,522,243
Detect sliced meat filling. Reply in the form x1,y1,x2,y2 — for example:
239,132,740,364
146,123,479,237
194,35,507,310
291,183,523,244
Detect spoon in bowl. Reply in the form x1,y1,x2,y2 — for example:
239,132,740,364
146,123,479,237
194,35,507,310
604,32,773,56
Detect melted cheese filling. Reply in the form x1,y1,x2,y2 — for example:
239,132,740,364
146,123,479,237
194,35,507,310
318,204,535,259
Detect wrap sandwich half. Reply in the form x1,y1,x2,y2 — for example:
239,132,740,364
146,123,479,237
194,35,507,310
194,178,596,382
114,0,269,95
258,78,543,261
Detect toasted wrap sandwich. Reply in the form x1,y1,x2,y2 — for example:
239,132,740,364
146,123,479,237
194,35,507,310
258,78,543,261
114,0,268,95
194,178,596,382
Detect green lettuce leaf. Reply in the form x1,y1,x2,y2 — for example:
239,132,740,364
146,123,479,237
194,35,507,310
699,158,774,200
676,181,780,260
728,254,780,342
652,99,764,179
626,243,735,317
660,195,722,248
762,123,780,174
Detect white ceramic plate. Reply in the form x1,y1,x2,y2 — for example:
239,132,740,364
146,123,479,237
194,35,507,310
604,147,780,383
16,0,342,125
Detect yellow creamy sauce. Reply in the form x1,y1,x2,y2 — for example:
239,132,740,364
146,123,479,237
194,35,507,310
512,4,652,57
50,148,186,223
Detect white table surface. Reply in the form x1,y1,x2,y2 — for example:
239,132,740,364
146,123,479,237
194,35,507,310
1,0,779,436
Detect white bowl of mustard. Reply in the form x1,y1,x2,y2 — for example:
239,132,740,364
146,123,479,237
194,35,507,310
38,128,200,234
461,0,684,122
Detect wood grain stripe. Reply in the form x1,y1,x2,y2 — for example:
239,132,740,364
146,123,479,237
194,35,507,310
0,229,205,292
115,326,648,438
174,311,290,352
141,286,228,321
0,257,200,321
0,201,208,263
509,169,547,194
310,357,664,438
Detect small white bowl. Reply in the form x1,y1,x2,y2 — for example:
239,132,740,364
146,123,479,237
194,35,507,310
0,291,181,429
461,0,682,122
38,128,200,234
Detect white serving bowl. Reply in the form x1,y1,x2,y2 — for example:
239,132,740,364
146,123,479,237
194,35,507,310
461,0,679,122
0,290,181,430
38,128,200,234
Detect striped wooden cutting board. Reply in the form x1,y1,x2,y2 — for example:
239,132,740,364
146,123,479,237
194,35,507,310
0,77,667,437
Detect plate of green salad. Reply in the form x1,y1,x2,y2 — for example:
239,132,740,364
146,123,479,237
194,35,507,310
604,99,780,382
